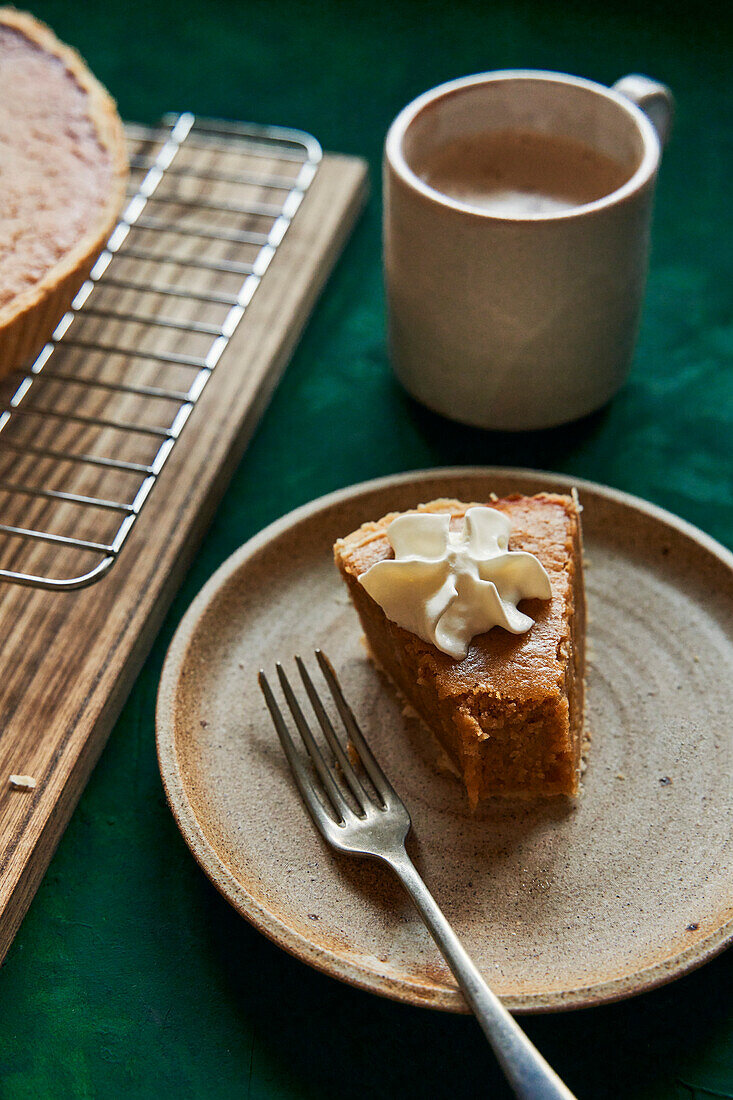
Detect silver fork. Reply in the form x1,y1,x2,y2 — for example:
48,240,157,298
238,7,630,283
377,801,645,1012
259,651,577,1100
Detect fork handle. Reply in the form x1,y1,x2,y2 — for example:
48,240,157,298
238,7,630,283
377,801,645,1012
387,850,577,1100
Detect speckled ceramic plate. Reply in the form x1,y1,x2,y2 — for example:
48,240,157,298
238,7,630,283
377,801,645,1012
156,468,733,1013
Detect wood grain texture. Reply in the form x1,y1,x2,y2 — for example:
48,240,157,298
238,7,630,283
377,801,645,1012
0,125,368,961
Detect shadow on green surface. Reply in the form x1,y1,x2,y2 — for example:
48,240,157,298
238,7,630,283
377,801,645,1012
202,860,732,1100
396,382,613,473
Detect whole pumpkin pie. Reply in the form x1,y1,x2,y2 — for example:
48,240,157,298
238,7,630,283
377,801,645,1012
333,494,586,805
0,8,128,380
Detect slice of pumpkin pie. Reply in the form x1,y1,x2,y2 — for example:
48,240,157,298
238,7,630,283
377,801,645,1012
333,494,586,805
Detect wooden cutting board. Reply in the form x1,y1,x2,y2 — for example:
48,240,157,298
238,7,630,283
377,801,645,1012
0,118,367,961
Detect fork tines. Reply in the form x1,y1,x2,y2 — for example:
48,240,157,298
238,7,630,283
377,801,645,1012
258,650,395,828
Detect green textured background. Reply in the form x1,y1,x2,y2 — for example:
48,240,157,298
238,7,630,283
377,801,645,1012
1,1,731,1097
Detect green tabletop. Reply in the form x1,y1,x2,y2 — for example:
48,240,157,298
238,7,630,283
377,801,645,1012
1,1,731,1097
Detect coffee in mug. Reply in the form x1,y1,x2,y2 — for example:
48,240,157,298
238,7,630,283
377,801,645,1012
384,71,674,431
413,129,631,217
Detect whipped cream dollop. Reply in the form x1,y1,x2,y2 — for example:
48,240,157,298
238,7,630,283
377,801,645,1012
359,507,552,660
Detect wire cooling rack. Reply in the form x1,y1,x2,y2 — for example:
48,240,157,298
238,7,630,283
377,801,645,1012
0,113,322,591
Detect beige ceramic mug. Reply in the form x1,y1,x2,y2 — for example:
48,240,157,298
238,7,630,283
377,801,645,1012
384,71,673,431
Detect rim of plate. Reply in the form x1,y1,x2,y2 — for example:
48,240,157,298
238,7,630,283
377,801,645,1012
156,466,733,1013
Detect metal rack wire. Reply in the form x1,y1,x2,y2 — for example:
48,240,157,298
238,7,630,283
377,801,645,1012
0,113,322,591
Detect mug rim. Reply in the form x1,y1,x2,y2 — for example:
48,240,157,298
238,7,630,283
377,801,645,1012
385,69,662,222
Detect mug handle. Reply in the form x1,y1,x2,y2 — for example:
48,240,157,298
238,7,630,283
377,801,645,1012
612,74,675,147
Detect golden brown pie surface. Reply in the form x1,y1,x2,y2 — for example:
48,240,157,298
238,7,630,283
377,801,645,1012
0,8,128,378
334,494,586,804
